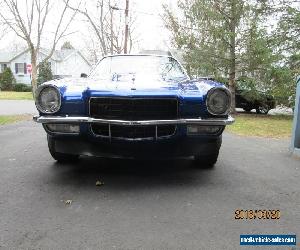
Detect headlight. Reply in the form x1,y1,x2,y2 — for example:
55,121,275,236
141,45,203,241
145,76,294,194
36,86,61,114
206,87,231,115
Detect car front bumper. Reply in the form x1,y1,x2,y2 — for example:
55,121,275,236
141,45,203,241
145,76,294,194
33,115,235,126
34,115,233,158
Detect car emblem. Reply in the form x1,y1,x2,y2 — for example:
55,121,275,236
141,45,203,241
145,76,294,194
103,105,109,111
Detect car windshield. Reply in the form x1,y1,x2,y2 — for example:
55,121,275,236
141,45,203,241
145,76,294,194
89,55,188,82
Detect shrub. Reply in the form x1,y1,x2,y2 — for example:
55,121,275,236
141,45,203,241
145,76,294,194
37,61,53,85
13,83,32,92
0,68,16,91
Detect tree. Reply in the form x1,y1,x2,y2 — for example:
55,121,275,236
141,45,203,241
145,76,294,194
163,0,274,111
0,68,15,90
0,0,78,96
65,0,137,57
267,3,300,107
61,41,74,50
37,61,53,85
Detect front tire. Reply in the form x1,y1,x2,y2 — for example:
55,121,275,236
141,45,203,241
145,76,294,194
194,151,219,168
47,135,79,163
243,107,252,112
256,106,269,114
193,137,221,168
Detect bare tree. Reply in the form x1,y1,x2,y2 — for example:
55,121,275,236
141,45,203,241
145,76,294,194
0,0,78,95
65,0,136,57
0,25,9,42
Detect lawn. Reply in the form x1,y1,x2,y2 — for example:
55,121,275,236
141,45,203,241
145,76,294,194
226,113,294,138
0,115,32,126
0,91,33,100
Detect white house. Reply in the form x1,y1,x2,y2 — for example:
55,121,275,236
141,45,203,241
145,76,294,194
0,48,92,85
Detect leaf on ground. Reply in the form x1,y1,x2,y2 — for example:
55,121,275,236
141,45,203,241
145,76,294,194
64,200,72,205
96,180,104,186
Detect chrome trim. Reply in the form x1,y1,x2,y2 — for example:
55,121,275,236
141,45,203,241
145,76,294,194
33,115,235,126
108,123,111,141
89,123,177,141
206,87,232,116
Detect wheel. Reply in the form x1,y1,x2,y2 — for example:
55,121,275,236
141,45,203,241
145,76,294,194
193,137,221,168
47,135,79,163
194,151,219,168
256,106,269,114
243,108,252,112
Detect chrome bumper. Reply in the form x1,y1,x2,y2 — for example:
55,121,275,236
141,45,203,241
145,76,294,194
33,115,235,126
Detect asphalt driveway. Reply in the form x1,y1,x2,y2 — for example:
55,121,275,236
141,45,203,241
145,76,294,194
0,100,37,115
0,121,299,249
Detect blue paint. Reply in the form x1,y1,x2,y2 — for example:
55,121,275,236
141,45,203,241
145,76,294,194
39,77,227,119
38,76,229,141
291,76,300,156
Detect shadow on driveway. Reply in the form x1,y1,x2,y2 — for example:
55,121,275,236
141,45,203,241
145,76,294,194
47,157,216,191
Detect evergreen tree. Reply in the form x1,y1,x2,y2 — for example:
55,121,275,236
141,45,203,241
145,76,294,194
37,62,53,85
0,68,15,90
269,4,300,107
163,0,255,111
61,41,74,50
163,0,299,108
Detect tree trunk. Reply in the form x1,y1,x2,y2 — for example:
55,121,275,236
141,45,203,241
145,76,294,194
31,51,38,98
229,50,236,113
229,0,237,113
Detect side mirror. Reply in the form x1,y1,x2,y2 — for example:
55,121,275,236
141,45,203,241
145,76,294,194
81,73,87,78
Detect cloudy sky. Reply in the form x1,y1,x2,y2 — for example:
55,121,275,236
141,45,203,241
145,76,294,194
128,0,174,51
0,0,176,56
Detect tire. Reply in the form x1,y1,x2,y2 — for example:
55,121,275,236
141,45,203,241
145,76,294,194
243,108,252,112
47,135,79,163
256,106,269,114
194,151,219,168
193,137,221,168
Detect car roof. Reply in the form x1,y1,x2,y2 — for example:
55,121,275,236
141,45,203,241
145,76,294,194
103,54,173,59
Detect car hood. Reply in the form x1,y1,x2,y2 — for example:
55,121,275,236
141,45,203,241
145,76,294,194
45,77,223,99
41,77,225,117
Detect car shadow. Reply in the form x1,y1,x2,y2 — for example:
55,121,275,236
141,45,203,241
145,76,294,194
47,157,217,191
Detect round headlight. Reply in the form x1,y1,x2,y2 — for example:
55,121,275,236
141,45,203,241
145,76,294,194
206,87,231,115
36,86,61,114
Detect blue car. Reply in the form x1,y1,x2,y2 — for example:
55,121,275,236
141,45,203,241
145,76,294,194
34,54,234,167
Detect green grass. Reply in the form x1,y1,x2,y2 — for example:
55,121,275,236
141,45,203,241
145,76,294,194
226,113,293,138
0,91,33,100
0,115,32,126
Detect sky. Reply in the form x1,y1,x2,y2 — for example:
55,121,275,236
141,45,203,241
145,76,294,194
0,0,176,57
129,0,174,51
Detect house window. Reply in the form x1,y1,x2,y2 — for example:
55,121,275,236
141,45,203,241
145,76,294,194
15,63,27,74
1,64,7,72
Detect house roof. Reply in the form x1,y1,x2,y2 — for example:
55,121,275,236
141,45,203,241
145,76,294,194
0,51,20,63
0,48,91,66
40,48,75,61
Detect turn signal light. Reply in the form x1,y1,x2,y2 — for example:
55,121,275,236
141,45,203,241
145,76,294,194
45,124,80,133
187,125,222,135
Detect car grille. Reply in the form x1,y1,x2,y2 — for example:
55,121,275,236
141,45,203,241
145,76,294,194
89,97,178,120
91,124,176,140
